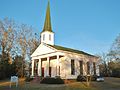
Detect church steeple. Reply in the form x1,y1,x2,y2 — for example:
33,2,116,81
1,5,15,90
41,1,54,45
42,0,52,32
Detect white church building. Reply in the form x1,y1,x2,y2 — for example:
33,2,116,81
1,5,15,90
31,1,99,79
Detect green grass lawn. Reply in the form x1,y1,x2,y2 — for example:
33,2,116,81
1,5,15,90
0,83,97,90
0,77,120,90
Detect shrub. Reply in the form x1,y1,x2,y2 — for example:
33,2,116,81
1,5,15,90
40,77,64,84
25,76,33,82
0,72,6,80
77,75,98,82
76,75,86,82
91,75,98,81
112,69,120,78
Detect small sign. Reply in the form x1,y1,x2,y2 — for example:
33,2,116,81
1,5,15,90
10,76,18,88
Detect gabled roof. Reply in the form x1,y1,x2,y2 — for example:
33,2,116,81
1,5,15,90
31,43,56,57
47,44,96,57
42,1,53,33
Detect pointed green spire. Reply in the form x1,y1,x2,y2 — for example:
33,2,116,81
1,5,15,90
42,0,52,32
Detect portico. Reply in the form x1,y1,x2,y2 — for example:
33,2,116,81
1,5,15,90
31,52,64,77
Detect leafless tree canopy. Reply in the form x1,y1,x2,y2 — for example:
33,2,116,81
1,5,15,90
109,34,120,61
0,18,39,61
0,18,40,77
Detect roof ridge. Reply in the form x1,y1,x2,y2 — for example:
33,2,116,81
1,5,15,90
47,44,96,57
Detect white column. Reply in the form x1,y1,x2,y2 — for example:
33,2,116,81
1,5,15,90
38,58,41,76
83,61,86,76
96,62,100,76
57,55,59,76
31,59,34,76
90,62,92,75
47,57,49,76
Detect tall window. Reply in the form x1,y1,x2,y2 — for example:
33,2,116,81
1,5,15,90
49,67,51,77
49,34,51,41
71,59,75,75
93,62,96,75
43,34,45,41
87,62,90,75
59,66,60,75
79,61,83,75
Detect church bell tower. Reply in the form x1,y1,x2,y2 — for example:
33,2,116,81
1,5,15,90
40,1,54,45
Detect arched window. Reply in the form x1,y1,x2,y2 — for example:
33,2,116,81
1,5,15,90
49,34,51,41
43,34,45,41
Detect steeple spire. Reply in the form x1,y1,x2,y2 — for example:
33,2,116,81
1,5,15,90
42,0,52,32
40,0,54,45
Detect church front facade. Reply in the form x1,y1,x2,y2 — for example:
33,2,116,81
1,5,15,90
31,1,99,79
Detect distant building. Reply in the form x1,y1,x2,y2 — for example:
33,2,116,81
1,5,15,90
31,1,99,79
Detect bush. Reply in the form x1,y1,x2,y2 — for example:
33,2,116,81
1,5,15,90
77,75,98,82
112,69,120,78
40,77,64,84
0,72,6,80
91,75,98,81
25,76,33,82
76,75,86,82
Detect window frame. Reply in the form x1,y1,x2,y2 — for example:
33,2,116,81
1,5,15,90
49,34,51,41
71,59,75,75
79,61,83,75
43,34,45,41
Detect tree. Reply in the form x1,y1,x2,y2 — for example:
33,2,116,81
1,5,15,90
16,24,39,77
109,34,120,61
12,55,24,77
16,24,31,77
107,34,120,77
0,18,17,79
0,53,12,79
0,17,40,79
0,18,16,63
27,33,40,60
97,53,110,76
83,56,98,87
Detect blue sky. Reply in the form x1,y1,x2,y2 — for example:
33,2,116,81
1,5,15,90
0,0,120,55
